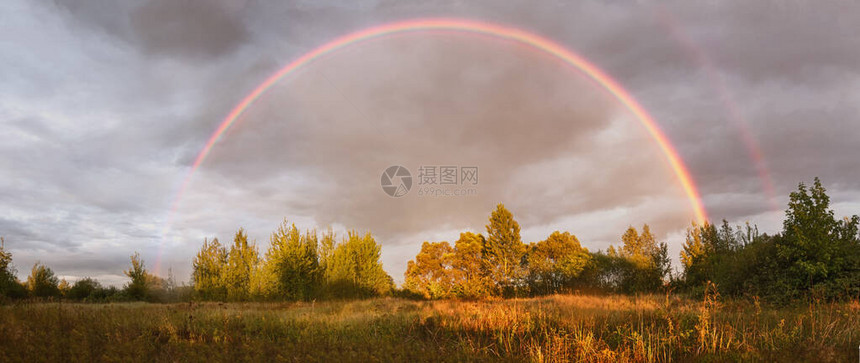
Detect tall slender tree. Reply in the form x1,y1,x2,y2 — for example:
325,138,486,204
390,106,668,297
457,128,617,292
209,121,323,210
223,228,259,301
451,232,491,298
191,237,227,300
124,252,148,300
681,221,716,286
483,204,526,296
264,221,320,300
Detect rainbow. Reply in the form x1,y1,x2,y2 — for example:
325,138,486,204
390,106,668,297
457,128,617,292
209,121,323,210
653,7,777,210
162,18,708,271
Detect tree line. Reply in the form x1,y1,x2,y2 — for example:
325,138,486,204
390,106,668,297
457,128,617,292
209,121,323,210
679,178,860,302
190,221,393,301
0,219,395,302
402,204,671,299
0,240,184,302
0,177,857,304
403,177,860,302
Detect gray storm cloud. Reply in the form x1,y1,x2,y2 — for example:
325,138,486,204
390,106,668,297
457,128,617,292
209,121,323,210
54,0,249,59
1,0,859,284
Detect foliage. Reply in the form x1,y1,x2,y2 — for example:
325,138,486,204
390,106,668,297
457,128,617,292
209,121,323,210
404,241,454,299
27,263,61,298
777,178,860,298
483,203,527,296
405,210,672,298
58,279,71,297
605,225,670,293
404,232,495,299
678,178,860,303
188,222,392,302
324,231,394,298
66,277,101,301
124,253,148,300
191,237,228,300
262,222,320,300
450,232,492,298
223,229,259,301
525,231,591,295
0,237,27,299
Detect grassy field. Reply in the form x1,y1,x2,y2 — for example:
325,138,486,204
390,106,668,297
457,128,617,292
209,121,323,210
0,294,858,362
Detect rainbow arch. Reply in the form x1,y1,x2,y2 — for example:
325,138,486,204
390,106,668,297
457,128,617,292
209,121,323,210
652,7,777,211
165,18,708,269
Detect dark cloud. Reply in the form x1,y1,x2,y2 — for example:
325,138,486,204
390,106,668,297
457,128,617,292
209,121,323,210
130,0,250,59
664,1,860,85
52,0,250,59
51,0,134,41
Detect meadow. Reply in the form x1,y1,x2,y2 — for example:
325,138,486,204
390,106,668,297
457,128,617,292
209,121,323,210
1,293,858,362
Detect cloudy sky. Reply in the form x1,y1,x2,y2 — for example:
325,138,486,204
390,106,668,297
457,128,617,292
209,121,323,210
2,0,859,286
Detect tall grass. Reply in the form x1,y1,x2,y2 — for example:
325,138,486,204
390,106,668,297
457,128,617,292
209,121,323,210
0,294,857,362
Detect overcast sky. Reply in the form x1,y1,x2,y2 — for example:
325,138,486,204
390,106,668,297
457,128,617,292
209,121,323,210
2,0,859,286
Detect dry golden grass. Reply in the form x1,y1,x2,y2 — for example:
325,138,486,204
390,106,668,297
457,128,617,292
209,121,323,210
0,293,857,362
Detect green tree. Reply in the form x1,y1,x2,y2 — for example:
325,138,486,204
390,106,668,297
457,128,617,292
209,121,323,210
681,221,716,286
0,237,13,289
404,241,454,299
67,277,102,301
677,179,859,302
579,250,622,292
318,229,337,281
223,228,259,301
27,263,60,298
191,237,228,300
264,221,320,300
526,231,591,295
483,204,526,296
777,178,860,298
326,231,393,298
124,252,148,300
652,241,671,288
145,273,171,302
680,220,750,295
609,225,668,293
0,237,27,299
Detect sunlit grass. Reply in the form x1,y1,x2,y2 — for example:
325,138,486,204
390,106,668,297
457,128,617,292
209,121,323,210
1,294,857,362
